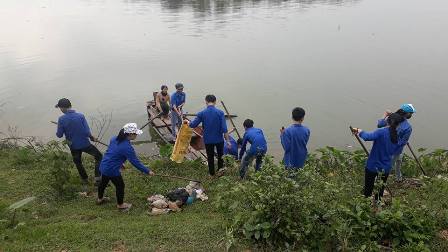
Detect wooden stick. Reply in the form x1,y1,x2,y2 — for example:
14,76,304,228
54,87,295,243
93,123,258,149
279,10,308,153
184,113,237,118
406,143,427,176
220,101,242,139
349,126,369,155
50,121,109,147
154,174,201,183
140,111,163,130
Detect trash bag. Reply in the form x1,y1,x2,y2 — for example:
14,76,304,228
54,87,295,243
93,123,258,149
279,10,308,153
170,123,193,163
147,194,165,203
166,188,189,204
151,199,168,209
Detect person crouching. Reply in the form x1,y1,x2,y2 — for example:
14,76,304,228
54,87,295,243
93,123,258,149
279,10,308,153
97,123,154,211
238,119,268,179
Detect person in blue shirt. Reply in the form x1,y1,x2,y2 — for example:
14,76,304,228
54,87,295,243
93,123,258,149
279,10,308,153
280,107,310,169
353,113,402,202
223,128,239,159
188,94,230,176
55,98,103,185
97,123,154,211
377,103,415,181
170,83,186,137
238,119,268,179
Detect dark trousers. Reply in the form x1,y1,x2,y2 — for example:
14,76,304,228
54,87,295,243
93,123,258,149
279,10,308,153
70,144,103,180
240,149,266,179
364,169,389,201
98,175,125,205
205,142,224,176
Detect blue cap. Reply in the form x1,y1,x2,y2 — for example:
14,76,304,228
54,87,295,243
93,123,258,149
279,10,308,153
400,104,416,113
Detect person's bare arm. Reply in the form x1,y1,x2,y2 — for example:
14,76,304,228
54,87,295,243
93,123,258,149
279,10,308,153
155,94,162,111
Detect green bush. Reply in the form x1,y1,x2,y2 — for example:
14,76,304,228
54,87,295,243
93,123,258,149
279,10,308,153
216,159,437,250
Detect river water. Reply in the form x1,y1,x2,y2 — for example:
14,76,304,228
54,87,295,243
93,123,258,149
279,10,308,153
1,0,447,157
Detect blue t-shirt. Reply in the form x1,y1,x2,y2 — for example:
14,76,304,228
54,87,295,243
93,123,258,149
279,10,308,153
170,91,186,110
99,137,150,177
224,136,238,159
360,128,399,174
56,110,92,150
239,127,267,159
377,118,412,155
189,105,228,144
280,124,310,169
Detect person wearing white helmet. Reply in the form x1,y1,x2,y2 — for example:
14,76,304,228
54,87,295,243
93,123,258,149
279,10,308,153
377,103,416,181
97,123,154,211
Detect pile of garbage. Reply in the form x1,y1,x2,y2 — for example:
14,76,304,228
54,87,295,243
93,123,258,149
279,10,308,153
147,181,208,216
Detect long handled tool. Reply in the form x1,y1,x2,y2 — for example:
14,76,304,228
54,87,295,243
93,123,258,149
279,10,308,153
154,174,201,183
50,121,109,147
406,143,427,176
349,126,369,155
221,101,242,139
140,111,164,131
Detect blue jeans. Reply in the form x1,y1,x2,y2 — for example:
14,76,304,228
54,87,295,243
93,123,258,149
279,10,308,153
240,148,266,179
170,110,182,137
391,153,403,180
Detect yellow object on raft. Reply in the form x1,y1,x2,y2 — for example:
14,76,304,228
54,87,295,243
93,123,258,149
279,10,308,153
170,123,193,163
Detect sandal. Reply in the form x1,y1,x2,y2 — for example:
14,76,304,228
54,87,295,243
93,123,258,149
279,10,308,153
96,197,111,205
117,203,132,212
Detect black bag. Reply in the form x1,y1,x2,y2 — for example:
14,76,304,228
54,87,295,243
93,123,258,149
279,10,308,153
166,188,189,204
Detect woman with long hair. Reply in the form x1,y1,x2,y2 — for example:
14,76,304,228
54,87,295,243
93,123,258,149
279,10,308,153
97,123,154,211
353,113,403,202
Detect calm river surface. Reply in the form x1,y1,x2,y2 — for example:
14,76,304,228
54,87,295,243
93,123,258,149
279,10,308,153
1,0,447,157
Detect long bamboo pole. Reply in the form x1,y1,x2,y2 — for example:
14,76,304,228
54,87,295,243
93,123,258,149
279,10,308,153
220,101,242,139
349,126,369,155
406,143,427,176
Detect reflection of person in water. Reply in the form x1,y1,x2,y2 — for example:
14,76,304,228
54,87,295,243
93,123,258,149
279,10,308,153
156,85,171,119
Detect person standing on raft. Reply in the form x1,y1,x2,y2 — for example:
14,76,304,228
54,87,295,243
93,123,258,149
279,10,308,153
352,113,403,203
188,95,230,177
170,83,186,137
55,98,103,186
97,123,154,211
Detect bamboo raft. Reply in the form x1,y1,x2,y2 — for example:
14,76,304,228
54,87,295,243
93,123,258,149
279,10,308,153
146,92,208,161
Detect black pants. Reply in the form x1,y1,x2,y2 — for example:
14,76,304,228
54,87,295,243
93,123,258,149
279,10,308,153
98,175,125,205
205,142,224,176
70,144,103,180
364,169,389,201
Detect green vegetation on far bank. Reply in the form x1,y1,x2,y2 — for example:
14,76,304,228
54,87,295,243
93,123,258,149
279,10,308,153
1,141,448,251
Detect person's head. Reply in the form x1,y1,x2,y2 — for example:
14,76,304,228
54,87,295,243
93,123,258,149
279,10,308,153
387,113,405,144
55,98,72,113
161,85,168,95
292,107,305,122
205,94,216,105
175,83,184,93
396,103,416,119
117,123,143,143
243,119,254,130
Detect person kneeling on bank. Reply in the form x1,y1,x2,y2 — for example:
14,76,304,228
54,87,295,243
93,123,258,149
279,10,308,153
97,123,154,211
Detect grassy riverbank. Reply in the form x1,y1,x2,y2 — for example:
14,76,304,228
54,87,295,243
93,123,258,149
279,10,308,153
1,142,448,251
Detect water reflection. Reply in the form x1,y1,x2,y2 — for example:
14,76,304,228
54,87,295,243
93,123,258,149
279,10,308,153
126,0,362,16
